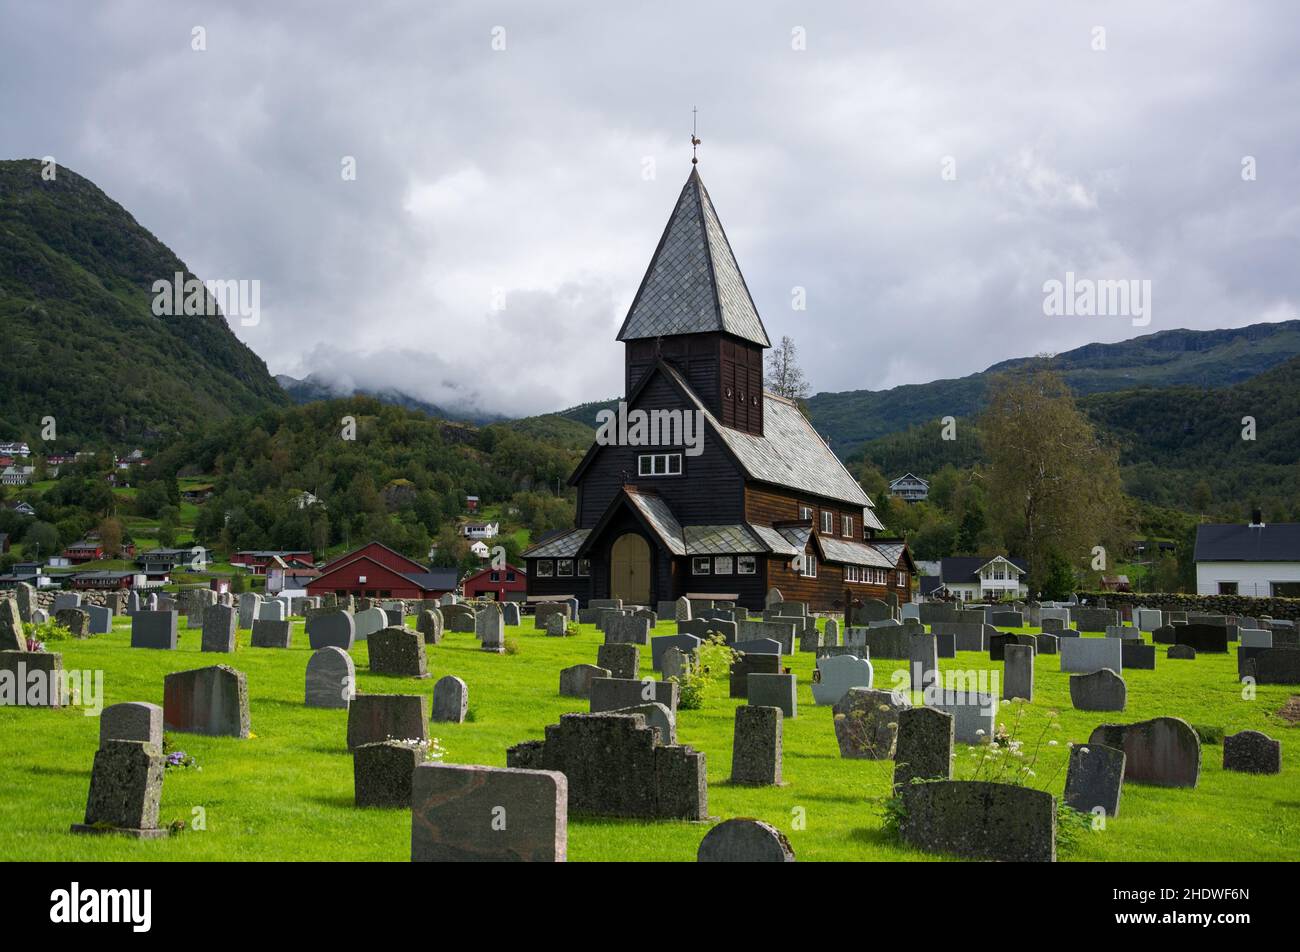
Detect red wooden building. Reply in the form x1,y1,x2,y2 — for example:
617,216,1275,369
306,541,459,600
462,563,527,602
63,541,104,564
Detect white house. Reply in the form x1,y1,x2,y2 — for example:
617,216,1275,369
469,540,491,559
1,465,35,486
1194,514,1300,597
463,522,499,540
888,473,930,503
921,555,1030,601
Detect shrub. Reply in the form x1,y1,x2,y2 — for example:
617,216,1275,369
672,635,738,710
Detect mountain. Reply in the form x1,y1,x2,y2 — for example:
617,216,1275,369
0,159,287,445
275,373,507,427
807,321,1300,458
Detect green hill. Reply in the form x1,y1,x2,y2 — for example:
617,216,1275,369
0,159,287,445
808,321,1300,458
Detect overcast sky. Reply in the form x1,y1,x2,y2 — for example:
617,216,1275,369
3,1,1298,417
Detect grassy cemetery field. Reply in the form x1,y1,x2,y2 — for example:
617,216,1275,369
1,613,1297,862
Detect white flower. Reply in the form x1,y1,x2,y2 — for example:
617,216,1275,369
975,729,986,736
1048,740,1059,747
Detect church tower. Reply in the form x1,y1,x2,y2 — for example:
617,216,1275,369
616,167,770,436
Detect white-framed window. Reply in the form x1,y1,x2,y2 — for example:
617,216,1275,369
536,560,554,577
800,554,817,578
576,559,591,578
738,555,756,575
845,564,862,583
842,515,853,537
897,570,907,588
1218,581,1238,595
692,556,711,575
799,505,813,521
820,511,833,534
557,559,574,577
638,453,683,477
714,555,733,575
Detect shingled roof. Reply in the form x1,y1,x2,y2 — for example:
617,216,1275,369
1195,522,1300,562
616,167,770,348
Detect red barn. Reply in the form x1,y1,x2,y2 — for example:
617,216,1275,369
462,563,527,602
307,541,458,600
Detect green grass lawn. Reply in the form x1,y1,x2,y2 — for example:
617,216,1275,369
1,619,1297,861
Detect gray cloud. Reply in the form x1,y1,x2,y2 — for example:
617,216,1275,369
2,0,1297,413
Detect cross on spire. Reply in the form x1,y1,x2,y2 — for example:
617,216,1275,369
691,106,701,165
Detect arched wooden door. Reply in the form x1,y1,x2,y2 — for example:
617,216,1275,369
610,533,652,605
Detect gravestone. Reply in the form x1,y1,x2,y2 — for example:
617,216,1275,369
933,621,991,652
1151,624,1177,645
900,603,921,623
347,694,428,749
833,687,911,759
1175,623,1229,653
507,712,706,820
1238,628,1272,649
534,602,570,629
590,676,677,714
651,633,702,671
934,632,956,658
53,592,82,613
305,647,355,709
1237,645,1266,679
415,608,443,646
1060,637,1123,673
432,675,468,723
606,614,651,646
675,597,692,622
1246,647,1300,684
1073,607,1118,632
734,637,783,657
0,600,24,651
560,664,610,698
662,646,690,680
909,633,939,691
824,618,840,647
1222,730,1281,774
1069,668,1126,711
811,655,872,706
130,611,177,650
608,701,676,744
893,706,954,787
308,610,356,650
86,605,113,635
15,583,36,623
764,588,783,609
1135,608,1164,631
100,701,163,748
502,602,521,627
236,594,261,629
1167,643,1196,659
597,642,640,679
256,599,287,623
163,665,249,738
1105,625,1139,640
900,780,1055,862
354,607,388,641
251,618,292,648
1003,643,1034,701
1041,617,1066,633
369,627,429,678
930,690,997,744
545,612,568,637
411,763,567,862
70,740,166,839
730,705,782,785
1121,642,1156,670
354,740,424,808
201,604,237,653
56,608,90,637
697,818,795,863
1063,742,1126,817
852,599,894,624
729,653,781,699
992,611,1024,628
476,604,505,653
1088,717,1200,787
1036,633,1059,654
747,672,796,718
737,619,797,654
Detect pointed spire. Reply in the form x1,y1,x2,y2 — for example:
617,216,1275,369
616,167,770,348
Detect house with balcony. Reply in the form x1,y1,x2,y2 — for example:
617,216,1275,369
922,555,1029,601
888,473,930,503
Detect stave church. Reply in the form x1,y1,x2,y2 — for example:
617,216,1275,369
522,161,914,612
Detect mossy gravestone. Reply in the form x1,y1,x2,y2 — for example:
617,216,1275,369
71,740,167,839
163,665,250,738
901,781,1056,862
369,627,429,678
697,818,795,863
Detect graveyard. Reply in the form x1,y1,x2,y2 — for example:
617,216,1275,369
2,598,1296,862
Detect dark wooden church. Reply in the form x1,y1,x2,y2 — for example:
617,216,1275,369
523,165,914,611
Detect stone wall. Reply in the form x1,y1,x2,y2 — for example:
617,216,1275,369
1076,591,1300,622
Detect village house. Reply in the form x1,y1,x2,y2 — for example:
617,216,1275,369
231,549,315,576
62,540,104,564
462,563,527,602
888,473,930,503
1194,510,1300,597
462,521,499,540
919,555,1030,602
70,570,141,591
521,164,914,612
1,465,35,486
306,541,460,600
266,555,321,594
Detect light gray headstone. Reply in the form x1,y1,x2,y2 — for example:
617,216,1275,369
432,675,468,722
305,646,355,709
100,701,163,748
811,654,872,706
